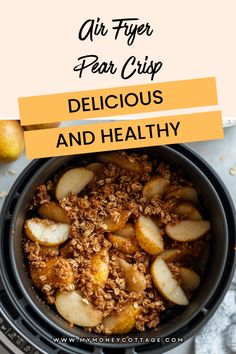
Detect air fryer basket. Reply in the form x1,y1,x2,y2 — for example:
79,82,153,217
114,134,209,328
0,144,235,354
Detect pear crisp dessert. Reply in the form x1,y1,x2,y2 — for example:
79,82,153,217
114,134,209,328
23,151,211,334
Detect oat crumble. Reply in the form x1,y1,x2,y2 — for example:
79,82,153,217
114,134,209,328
23,151,210,334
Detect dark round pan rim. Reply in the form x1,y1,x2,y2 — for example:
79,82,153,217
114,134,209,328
5,144,236,351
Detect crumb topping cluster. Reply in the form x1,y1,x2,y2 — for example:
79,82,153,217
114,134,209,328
23,151,210,334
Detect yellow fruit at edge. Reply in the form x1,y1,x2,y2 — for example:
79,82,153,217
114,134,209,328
102,302,140,334
135,215,164,255
90,248,109,288
0,120,24,163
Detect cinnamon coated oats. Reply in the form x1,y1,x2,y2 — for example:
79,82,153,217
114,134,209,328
23,151,210,334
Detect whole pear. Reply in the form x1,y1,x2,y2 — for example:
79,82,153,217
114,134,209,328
0,120,24,163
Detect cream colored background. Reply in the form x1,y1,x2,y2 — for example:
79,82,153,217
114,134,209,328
0,0,235,118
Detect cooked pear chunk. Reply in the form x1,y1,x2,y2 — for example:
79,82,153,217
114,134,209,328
159,248,206,275
97,152,143,174
151,257,189,305
143,175,169,200
107,234,138,255
159,249,193,263
119,259,146,292
90,248,109,288
179,267,200,292
86,162,103,174
104,210,132,232
55,290,102,327
102,302,140,334
165,220,211,242
167,186,199,204
38,202,71,224
135,215,164,255
30,257,74,288
24,218,70,246
114,223,135,238
55,167,94,200
159,249,183,262
172,202,202,220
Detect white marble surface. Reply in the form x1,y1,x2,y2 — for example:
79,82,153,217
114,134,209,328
0,123,235,354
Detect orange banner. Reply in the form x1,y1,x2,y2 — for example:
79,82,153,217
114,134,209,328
24,111,223,159
19,78,218,126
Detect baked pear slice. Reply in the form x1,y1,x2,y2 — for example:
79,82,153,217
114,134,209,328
119,259,146,293
159,248,207,275
165,220,211,242
179,267,200,292
86,162,103,174
102,302,140,334
159,249,196,264
167,186,199,204
143,175,170,200
159,249,183,263
55,167,94,200
38,202,71,224
24,218,70,246
107,234,139,255
55,290,102,327
135,215,164,255
114,222,135,238
104,210,132,232
172,202,202,220
30,257,74,288
90,248,109,288
97,152,143,174
151,257,189,305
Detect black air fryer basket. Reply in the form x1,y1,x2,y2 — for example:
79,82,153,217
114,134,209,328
0,144,235,354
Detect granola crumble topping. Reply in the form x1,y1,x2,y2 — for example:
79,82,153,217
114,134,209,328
23,151,210,334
